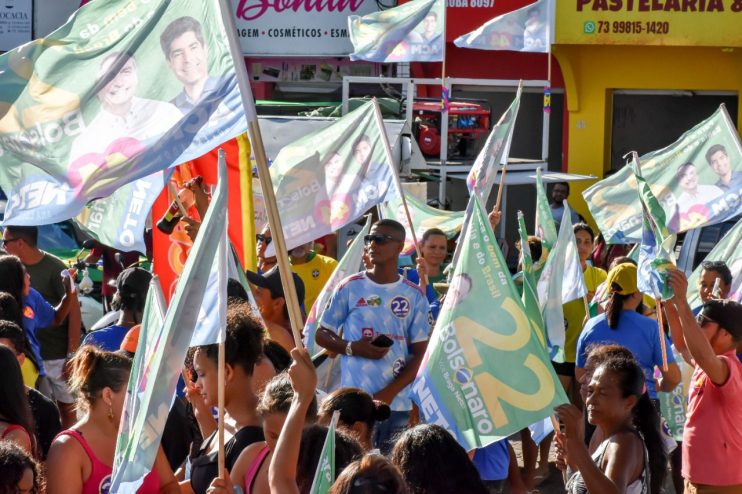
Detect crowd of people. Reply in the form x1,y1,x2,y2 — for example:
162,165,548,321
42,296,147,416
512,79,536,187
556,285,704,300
0,181,740,494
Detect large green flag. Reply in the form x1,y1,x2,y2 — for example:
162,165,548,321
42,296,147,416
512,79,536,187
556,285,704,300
583,105,742,243
309,412,339,494
687,217,742,309
517,211,548,349
110,155,228,493
412,197,567,450
535,167,558,254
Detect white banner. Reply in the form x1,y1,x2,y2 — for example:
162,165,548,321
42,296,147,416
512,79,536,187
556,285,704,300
233,0,379,56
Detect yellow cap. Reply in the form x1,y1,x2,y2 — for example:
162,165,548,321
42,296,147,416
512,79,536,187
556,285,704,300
606,263,638,295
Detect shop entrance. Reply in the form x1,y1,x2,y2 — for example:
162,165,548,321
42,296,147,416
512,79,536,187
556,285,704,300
610,91,738,171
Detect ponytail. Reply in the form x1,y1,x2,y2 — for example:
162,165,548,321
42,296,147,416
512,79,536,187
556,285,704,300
69,346,131,409
605,290,629,329
633,393,667,494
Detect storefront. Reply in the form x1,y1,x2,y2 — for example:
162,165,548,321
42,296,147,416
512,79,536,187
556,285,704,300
552,2,742,220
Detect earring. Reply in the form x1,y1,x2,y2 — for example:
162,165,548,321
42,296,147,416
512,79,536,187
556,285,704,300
107,405,114,422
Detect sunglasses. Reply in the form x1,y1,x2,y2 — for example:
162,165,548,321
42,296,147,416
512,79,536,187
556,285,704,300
0,237,21,248
363,234,401,246
696,313,716,327
256,234,272,245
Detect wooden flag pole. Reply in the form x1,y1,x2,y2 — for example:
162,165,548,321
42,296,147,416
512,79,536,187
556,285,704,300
372,99,427,286
655,298,669,372
583,295,590,318
217,0,304,349
167,181,190,218
494,165,507,212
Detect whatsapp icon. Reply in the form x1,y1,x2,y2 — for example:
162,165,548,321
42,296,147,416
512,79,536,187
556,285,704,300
584,21,596,34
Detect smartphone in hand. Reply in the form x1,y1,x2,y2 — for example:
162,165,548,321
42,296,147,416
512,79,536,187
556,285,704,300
371,334,394,348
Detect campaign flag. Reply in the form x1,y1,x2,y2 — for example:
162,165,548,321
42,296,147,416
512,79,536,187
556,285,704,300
687,217,742,309
75,171,168,254
517,211,548,348
304,217,371,356
0,0,247,229
112,276,166,494
453,0,549,53
109,154,228,493
467,85,522,201
535,167,558,254
412,196,567,450
309,411,340,494
379,192,464,256
536,202,586,362
631,153,677,300
583,105,742,243
267,101,395,253
349,0,444,62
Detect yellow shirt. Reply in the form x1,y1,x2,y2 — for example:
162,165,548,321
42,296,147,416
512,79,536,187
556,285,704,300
292,253,338,312
563,265,607,363
21,358,39,388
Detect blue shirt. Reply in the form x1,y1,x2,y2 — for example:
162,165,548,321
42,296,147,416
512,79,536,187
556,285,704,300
320,272,431,411
22,288,56,376
576,311,676,399
399,267,441,321
82,324,130,352
473,439,509,481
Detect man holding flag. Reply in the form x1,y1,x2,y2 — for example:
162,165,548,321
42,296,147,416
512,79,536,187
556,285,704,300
315,219,431,454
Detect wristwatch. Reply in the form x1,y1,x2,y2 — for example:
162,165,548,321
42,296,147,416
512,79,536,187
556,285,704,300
345,341,353,356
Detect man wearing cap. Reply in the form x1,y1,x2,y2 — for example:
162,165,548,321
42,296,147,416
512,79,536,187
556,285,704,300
315,219,431,454
576,263,680,401
289,240,338,313
666,271,742,492
82,267,152,351
246,265,305,352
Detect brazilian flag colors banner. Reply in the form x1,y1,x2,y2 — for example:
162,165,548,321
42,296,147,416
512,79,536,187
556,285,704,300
412,197,567,450
0,0,246,234
583,105,742,244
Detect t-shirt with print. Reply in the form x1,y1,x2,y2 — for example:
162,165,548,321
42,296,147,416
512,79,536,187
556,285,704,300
22,288,56,376
563,265,607,363
292,253,338,313
25,252,69,360
320,272,431,411
682,350,742,486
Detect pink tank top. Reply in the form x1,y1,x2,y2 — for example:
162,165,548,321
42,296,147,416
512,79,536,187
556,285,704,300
57,429,160,494
244,445,270,494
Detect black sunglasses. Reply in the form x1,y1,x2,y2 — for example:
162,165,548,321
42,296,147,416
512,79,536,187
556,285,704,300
696,313,716,327
364,234,401,246
0,238,21,248
256,234,272,245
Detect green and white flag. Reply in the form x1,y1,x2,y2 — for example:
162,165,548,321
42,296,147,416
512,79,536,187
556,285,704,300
536,201,586,362
583,105,742,243
0,0,248,251
110,153,228,494
630,153,677,300
267,100,394,253
379,191,464,256
518,211,548,348
309,411,340,494
412,196,567,450
535,167,558,254
687,217,742,309
467,85,522,202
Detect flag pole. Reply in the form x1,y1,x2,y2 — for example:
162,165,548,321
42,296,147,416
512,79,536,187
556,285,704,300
494,165,507,212
217,0,304,349
372,99,425,270
216,149,229,479
655,298,669,372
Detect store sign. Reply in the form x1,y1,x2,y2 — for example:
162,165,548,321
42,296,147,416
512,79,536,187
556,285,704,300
0,0,32,52
248,58,378,82
233,0,379,56
555,0,742,47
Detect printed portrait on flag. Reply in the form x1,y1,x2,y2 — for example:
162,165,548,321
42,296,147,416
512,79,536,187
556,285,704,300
0,1,247,231
583,106,742,243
